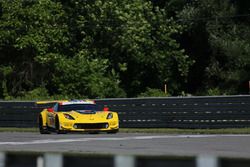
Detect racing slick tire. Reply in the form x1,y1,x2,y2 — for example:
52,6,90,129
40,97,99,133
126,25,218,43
107,129,119,134
55,116,66,134
39,115,50,134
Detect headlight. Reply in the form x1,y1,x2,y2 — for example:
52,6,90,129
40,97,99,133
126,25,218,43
63,114,75,120
106,113,113,119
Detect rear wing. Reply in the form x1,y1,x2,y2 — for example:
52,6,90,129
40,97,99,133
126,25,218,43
36,100,68,105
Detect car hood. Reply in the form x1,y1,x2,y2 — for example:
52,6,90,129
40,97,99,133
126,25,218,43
61,110,110,120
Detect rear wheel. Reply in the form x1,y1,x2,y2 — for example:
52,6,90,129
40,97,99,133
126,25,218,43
39,115,50,134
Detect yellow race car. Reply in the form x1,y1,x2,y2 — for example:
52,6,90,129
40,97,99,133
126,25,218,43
38,100,119,134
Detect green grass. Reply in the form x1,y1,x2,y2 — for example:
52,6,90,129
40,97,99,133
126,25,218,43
0,127,250,134
0,128,39,132
119,128,250,134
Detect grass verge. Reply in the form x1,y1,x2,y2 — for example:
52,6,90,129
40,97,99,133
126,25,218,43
0,127,250,134
119,128,250,134
0,128,39,132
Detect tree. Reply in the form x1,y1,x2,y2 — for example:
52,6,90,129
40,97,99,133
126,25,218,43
3,0,238,98
178,0,250,95
0,0,68,98
61,0,192,96
51,52,126,98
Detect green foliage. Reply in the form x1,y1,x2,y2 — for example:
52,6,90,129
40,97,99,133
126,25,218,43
0,66,13,99
65,0,192,96
206,24,250,94
138,88,169,97
0,0,68,98
206,87,222,96
178,0,250,95
15,87,50,100
51,53,126,98
1,0,250,99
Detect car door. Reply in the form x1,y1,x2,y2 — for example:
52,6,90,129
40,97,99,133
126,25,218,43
47,104,57,128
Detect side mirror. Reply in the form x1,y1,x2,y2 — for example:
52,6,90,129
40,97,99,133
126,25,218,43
103,107,109,111
47,108,54,112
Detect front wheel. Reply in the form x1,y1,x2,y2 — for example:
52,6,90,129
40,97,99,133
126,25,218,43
39,115,50,134
55,116,66,134
107,129,119,134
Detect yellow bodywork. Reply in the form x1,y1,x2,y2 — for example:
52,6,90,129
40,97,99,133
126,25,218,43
38,101,119,133
36,100,68,104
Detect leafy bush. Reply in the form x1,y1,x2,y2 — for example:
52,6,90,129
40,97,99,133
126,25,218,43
138,88,169,97
207,87,222,96
51,53,126,99
12,87,50,100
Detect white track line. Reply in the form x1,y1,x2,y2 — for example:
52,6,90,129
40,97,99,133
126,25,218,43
1,134,250,145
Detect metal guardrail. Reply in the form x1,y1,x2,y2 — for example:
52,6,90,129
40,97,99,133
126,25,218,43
97,95,250,128
0,102,37,127
1,152,250,167
0,95,250,128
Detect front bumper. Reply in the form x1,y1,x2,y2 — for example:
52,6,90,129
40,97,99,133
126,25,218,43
60,121,119,132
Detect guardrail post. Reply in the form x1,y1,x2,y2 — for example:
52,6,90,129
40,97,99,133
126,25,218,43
196,155,218,167
37,155,44,167
0,152,5,167
44,153,63,167
114,155,135,167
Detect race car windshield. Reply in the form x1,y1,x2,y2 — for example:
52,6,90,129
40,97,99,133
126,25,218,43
57,104,97,112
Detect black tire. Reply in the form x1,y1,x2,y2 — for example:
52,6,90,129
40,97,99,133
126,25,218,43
39,115,50,134
88,131,99,134
55,116,66,134
107,129,119,134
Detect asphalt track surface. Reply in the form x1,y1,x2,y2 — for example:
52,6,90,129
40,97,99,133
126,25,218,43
0,132,250,158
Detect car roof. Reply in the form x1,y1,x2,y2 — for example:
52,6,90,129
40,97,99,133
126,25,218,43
59,100,95,105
